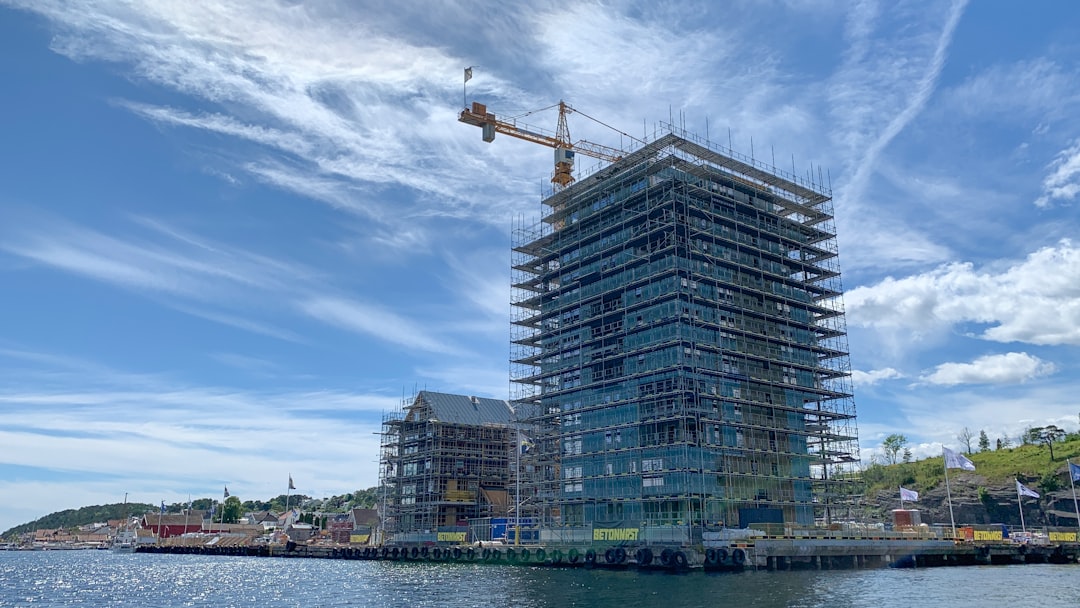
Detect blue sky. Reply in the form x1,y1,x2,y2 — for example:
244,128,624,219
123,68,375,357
2,0,1079,532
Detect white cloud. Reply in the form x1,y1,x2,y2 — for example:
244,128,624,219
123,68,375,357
847,239,1080,346
1035,139,1080,208
851,367,903,387
921,352,1056,386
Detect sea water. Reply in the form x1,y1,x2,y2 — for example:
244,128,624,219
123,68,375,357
1,550,1078,607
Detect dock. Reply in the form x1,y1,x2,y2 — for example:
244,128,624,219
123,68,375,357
138,536,1080,571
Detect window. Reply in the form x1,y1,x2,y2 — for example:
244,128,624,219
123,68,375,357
642,458,663,472
605,463,614,475
643,476,664,488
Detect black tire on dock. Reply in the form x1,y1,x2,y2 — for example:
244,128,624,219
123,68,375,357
673,551,688,568
420,547,429,558
432,548,442,560
660,548,673,566
568,548,580,563
551,549,563,563
605,548,617,564
585,550,597,565
466,548,476,561
635,547,653,566
732,548,746,566
453,547,463,560
615,547,626,564
535,548,546,562
716,548,728,564
482,548,491,560
410,547,419,559
705,548,717,564
520,548,530,562
506,548,517,562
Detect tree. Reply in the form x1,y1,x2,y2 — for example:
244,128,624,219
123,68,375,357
1034,425,1067,460
882,433,908,465
998,435,1013,450
1022,427,1041,445
957,427,975,454
902,448,912,463
221,496,243,524
978,430,990,452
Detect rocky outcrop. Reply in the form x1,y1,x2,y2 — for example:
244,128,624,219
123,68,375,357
863,472,1079,528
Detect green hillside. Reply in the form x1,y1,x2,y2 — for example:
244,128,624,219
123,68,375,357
3,487,381,540
862,433,1080,496
2,502,154,539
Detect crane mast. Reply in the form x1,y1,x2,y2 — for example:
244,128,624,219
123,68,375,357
458,100,625,189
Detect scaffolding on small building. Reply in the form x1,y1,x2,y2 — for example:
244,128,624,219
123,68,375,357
378,391,521,541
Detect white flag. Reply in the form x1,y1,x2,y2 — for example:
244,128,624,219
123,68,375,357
464,67,473,82
1016,480,1040,498
899,487,919,502
943,447,976,471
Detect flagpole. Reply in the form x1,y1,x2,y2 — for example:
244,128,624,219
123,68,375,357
899,486,905,511
514,426,521,547
285,474,292,521
463,66,471,109
1016,478,1027,534
184,494,190,537
1069,459,1080,536
943,446,957,538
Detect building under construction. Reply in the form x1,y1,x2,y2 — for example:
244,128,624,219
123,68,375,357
509,124,861,533
379,391,526,538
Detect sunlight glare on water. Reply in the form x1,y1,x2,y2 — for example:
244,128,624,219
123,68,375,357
1,551,1079,608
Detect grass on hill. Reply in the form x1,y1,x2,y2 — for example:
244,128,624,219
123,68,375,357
862,434,1080,495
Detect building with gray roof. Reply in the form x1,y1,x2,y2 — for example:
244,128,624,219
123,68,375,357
379,391,527,536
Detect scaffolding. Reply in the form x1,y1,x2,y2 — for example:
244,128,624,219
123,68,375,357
378,392,519,538
511,124,861,533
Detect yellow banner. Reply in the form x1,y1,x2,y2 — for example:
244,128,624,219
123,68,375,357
1049,532,1078,542
349,534,370,544
437,532,467,543
973,530,1002,541
593,528,639,541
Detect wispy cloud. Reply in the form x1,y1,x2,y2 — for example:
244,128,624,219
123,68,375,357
0,210,499,352
0,348,397,530
1035,139,1080,208
827,0,968,271
299,296,464,356
7,0,535,238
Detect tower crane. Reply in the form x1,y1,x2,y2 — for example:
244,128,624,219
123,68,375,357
458,100,634,189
